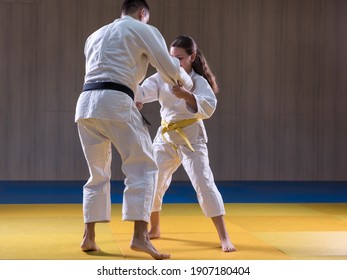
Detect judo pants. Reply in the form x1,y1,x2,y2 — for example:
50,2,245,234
152,142,225,218
77,117,157,224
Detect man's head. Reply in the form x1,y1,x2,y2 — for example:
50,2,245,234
121,0,150,23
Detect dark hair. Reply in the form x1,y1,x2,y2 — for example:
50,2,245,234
121,0,150,15
170,35,219,94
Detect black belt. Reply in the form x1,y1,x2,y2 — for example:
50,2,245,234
83,82,150,125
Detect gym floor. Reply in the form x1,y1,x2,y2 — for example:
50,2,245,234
0,181,346,260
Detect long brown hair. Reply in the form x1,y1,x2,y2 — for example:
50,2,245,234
170,35,219,94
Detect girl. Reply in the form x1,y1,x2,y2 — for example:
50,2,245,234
136,35,236,252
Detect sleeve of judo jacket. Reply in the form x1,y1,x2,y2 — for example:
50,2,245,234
139,25,193,91
135,73,161,104
191,75,218,120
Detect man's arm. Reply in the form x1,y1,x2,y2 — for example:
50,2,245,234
140,26,193,90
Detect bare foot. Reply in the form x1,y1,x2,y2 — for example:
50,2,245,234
221,238,236,252
81,223,100,252
149,212,161,240
130,235,170,260
211,215,237,252
80,238,100,252
149,228,160,239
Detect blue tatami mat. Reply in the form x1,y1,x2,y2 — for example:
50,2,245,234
0,180,347,204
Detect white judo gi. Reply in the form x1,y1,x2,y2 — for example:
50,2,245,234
75,16,192,224
136,70,225,218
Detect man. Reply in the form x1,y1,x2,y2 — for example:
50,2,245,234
75,0,192,260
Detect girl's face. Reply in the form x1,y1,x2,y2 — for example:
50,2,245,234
170,46,195,73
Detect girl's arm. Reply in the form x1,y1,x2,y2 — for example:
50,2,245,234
135,73,161,104
171,85,198,113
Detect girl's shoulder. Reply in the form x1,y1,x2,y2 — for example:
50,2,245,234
191,71,209,87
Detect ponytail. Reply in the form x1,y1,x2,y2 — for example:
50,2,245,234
192,49,219,94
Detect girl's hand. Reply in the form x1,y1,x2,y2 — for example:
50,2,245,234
172,85,190,99
136,101,143,110
171,84,198,112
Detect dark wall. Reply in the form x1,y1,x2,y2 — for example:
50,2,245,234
0,0,346,180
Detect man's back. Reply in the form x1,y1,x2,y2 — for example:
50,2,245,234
84,16,155,92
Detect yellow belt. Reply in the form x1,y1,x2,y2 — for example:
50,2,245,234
161,118,200,152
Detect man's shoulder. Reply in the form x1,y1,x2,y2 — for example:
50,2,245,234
120,16,159,33
88,22,111,39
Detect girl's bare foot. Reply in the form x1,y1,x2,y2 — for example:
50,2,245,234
212,215,237,252
221,237,236,252
149,228,160,239
149,211,161,239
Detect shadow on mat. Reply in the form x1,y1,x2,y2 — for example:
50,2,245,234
83,250,123,258
157,236,220,249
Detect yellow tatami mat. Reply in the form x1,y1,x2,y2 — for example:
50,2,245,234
1,203,346,260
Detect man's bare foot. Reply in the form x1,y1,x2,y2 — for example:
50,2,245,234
81,222,100,251
130,235,170,260
221,238,236,252
81,238,100,252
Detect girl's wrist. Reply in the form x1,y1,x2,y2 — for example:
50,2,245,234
184,91,193,101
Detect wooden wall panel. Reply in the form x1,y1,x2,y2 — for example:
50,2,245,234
317,3,345,180
277,1,319,180
0,0,346,181
0,0,41,179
